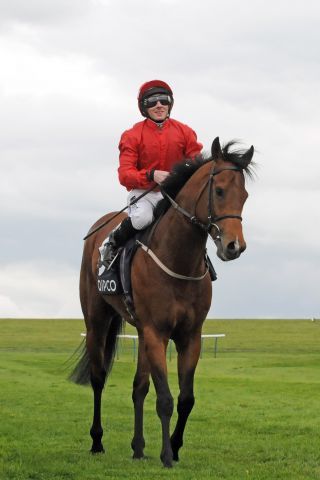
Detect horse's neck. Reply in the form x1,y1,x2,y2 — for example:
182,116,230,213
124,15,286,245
151,207,207,275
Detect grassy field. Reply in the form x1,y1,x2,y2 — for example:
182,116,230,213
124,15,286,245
0,319,319,480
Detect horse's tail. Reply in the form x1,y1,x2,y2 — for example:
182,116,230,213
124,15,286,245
68,311,124,386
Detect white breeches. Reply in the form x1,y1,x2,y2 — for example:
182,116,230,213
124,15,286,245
127,189,163,230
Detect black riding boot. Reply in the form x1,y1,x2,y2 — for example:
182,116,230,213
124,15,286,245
102,217,137,268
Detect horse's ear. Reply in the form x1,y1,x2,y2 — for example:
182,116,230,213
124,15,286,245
242,145,254,167
211,137,222,159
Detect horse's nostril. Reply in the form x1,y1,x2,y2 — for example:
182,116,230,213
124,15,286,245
227,241,237,252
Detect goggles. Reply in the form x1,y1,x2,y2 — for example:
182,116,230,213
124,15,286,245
143,94,172,108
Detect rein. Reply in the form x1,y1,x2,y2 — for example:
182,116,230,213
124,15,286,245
161,164,243,240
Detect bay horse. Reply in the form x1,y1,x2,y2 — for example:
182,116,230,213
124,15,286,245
70,137,254,467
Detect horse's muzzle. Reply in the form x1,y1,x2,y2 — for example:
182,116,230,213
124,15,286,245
214,237,246,261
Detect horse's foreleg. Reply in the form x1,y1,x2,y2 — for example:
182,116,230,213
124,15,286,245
144,328,174,468
131,337,150,459
170,333,201,461
87,328,107,454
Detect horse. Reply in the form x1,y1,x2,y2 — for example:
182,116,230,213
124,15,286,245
70,137,254,468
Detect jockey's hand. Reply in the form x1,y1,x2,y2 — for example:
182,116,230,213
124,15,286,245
154,170,170,184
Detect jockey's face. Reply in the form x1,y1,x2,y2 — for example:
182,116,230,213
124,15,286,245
147,101,169,122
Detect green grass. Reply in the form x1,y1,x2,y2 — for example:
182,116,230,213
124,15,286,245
0,319,320,479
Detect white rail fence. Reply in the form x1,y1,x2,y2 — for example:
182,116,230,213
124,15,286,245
81,333,225,362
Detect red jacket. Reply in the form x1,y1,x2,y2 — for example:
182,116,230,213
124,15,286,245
118,118,203,190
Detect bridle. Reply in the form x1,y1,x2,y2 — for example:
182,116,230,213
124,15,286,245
161,163,243,240
138,163,244,282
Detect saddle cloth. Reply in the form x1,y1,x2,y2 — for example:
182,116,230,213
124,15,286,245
97,236,139,297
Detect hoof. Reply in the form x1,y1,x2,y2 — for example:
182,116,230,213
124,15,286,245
170,437,181,462
90,445,105,454
172,452,179,462
161,453,173,468
132,452,146,460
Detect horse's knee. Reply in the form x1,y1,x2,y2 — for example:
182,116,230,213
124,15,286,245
177,394,195,416
156,393,174,418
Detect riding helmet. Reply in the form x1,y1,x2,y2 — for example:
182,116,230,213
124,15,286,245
138,80,174,117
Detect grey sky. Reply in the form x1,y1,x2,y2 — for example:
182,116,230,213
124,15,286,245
1,0,319,318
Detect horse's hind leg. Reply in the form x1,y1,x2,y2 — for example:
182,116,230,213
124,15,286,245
83,289,120,454
86,320,108,454
131,337,150,459
80,266,107,453
170,332,201,461
143,328,174,468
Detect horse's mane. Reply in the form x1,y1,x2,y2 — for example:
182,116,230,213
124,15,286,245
154,140,255,218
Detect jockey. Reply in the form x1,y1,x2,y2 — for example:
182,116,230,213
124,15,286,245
102,80,203,267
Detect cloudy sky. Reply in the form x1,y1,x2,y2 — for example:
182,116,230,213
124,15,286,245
1,0,319,319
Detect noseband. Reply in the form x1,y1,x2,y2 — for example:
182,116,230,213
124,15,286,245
161,164,243,240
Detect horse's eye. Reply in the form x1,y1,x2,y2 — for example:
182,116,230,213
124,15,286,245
215,187,224,198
